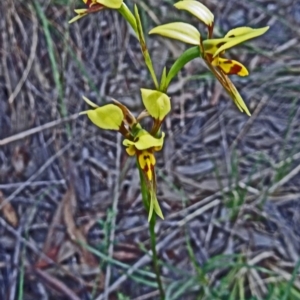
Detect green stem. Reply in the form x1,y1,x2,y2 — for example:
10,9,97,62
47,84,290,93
118,3,138,35
134,5,159,89
164,46,201,91
149,214,165,299
138,164,165,299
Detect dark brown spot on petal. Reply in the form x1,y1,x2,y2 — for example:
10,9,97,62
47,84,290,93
227,35,235,38
223,59,232,64
228,64,242,75
144,165,149,173
144,155,150,160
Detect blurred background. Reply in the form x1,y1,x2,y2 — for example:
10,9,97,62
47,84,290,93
0,0,300,299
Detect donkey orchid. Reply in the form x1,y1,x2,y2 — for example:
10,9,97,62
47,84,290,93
80,89,170,220
69,0,123,23
124,130,165,221
149,0,269,116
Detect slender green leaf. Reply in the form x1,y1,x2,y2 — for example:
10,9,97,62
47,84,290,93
165,46,201,90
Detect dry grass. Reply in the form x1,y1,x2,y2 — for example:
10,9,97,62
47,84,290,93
0,0,300,299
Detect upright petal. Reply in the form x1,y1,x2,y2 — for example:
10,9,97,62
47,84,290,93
141,89,171,121
149,22,200,45
174,0,214,27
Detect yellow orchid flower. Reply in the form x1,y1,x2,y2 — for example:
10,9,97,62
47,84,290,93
149,0,269,116
80,95,165,220
69,0,123,24
123,129,165,220
202,26,268,115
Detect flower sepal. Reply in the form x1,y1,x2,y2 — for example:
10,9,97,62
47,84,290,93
148,190,164,221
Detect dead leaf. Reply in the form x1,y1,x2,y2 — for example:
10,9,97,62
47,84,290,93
36,191,65,268
62,186,98,267
0,190,18,227
113,242,141,261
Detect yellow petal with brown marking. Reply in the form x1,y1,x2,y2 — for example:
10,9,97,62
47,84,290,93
216,57,249,76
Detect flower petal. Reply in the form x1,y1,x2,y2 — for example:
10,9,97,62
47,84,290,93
81,104,124,130
141,89,171,120
213,26,269,57
125,145,136,156
214,57,249,76
96,0,122,9
123,130,165,150
149,22,200,45
227,79,251,116
174,0,214,27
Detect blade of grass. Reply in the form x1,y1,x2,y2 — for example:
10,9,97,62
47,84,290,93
282,259,300,300
34,1,71,137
